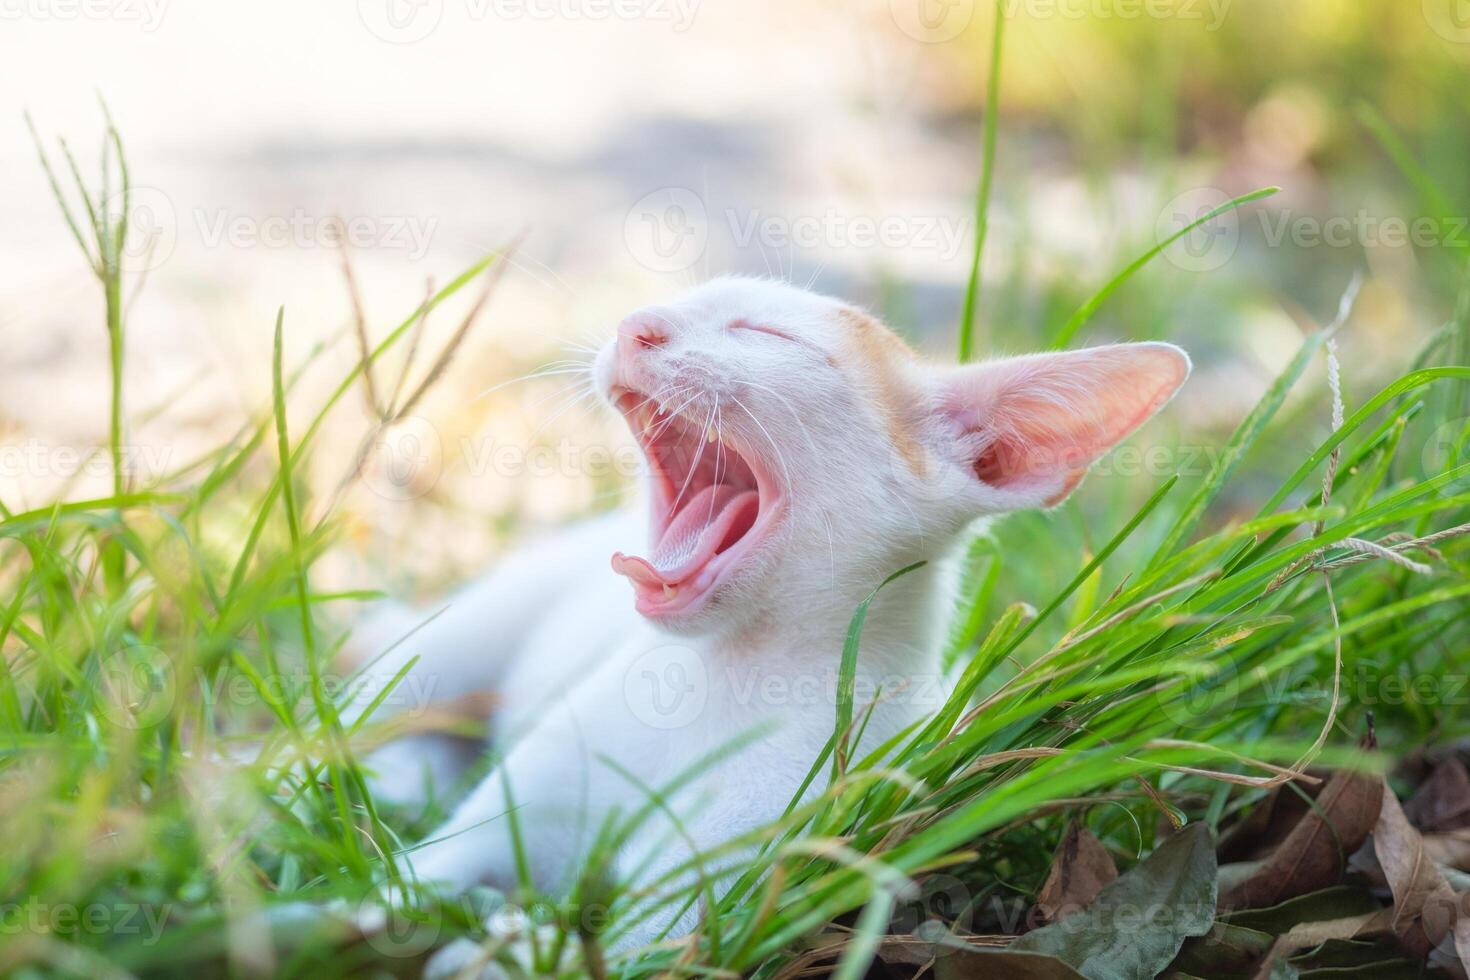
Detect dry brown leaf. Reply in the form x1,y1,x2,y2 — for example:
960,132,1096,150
1372,779,1467,968
1249,909,1395,980
1424,830,1470,871
1221,752,1382,909
1405,759,1470,833
1033,821,1118,926
1217,778,1326,864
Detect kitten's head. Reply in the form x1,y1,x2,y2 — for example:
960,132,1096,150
593,277,1189,635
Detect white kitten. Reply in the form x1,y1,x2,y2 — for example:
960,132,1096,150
349,276,1190,953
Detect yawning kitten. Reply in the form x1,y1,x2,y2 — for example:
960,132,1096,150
350,276,1190,953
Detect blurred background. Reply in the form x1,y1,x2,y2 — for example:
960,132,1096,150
3,0,1469,597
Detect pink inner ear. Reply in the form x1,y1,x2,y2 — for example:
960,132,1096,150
944,344,1190,506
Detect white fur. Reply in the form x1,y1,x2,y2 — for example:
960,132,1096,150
347,277,1191,955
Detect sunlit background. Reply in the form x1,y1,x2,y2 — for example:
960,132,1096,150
4,0,1468,597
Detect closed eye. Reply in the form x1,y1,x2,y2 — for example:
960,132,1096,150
728,320,799,344
727,318,837,366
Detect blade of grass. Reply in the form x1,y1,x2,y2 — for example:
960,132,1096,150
833,562,926,779
1051,186,1279,349
956,0,1007,363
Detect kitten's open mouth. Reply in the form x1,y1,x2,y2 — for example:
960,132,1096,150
609,389,783,618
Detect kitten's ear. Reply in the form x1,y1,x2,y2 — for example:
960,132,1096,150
933,343,1190,508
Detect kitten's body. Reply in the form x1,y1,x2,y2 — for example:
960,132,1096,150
356,510,951,945
350,277,1190,954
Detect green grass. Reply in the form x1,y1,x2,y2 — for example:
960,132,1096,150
4,101,1470,980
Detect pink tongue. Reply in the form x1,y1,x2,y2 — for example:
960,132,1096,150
657,484,744,565
611,484,759,594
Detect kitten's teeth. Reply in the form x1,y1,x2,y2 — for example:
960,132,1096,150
663,583,676,599
705,424,716,443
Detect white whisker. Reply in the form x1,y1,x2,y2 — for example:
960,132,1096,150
525,376,597,413
644,390,705,441
736,380,822,462
804,264,825,292
727,393,792,495
668,397,718,519
706,396,726,531
529,384,603,439
476,363,591,400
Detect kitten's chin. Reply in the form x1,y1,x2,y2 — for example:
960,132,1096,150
607,388,785,623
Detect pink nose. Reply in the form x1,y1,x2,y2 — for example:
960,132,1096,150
617,314,669,353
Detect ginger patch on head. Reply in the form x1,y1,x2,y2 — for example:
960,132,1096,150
837,308,929,478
